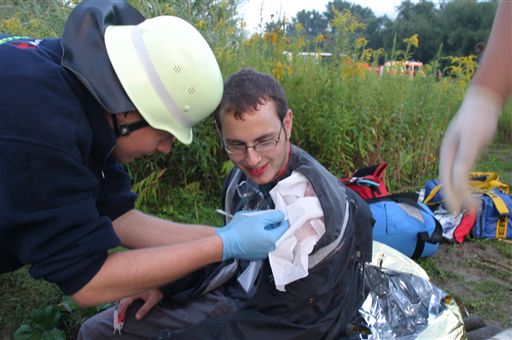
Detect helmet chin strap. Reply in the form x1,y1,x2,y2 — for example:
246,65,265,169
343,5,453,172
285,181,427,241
111,114,149,137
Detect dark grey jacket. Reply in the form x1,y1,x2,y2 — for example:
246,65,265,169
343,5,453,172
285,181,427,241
159,145,373,339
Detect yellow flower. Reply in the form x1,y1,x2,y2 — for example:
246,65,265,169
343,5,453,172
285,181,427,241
196,20,206,30
340,59,368,80
29,18,41,30
1,16,22,34
295,36,306,50
403,34,419,48
263,32,273,43
273,62,292,81
355,37,368,49
243,34,262,47
315,34,325,43
162,4,176,15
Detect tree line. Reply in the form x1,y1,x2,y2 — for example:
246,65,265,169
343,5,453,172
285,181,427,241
0,0,498,66
271,0,498,64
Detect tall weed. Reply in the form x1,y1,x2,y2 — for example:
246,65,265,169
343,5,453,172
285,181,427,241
2,0,511,207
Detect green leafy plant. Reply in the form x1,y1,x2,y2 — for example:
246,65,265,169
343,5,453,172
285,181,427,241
13,305,65,340
11,294,110,340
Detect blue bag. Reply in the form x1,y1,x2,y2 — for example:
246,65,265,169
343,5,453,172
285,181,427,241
423,179,444,208
473,189,512,239
368,193,443,258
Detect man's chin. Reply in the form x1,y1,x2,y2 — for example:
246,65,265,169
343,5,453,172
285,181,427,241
116,155,136,164
246,172,275,186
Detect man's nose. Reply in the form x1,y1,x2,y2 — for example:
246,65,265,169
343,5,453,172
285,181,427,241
244,147,262,166
157,137,175,154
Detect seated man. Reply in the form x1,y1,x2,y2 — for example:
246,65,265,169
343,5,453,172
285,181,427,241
79,69,373,339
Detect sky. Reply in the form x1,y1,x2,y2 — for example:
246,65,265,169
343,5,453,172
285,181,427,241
239,0,415,33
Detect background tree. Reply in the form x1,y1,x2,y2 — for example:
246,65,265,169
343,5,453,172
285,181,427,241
385,0,442,62
323,0,374,51
286,9,328,50
276,0,498,64
438,0,498,57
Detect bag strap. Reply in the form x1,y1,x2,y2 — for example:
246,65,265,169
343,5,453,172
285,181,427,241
373,163,388,180
481,190,510,216
423,184,443,206
413,231,435,259
367,192,419,205
368,193,443,258
470,171,499,182
481,190,509,239
469,171,510,194
424,177,510,208
352,163,387,179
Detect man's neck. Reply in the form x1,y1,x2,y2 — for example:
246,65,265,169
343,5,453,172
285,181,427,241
273,143,292,182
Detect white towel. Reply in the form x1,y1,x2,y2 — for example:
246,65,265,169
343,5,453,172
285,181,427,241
269,171,325,291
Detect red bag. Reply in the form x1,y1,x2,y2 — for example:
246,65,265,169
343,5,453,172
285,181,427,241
453,208,477,243
341,163,390,200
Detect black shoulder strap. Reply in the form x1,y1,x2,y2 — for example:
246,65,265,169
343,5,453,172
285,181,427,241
367,192,419,206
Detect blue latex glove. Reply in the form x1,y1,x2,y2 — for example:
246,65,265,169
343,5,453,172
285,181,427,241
216,210,288,261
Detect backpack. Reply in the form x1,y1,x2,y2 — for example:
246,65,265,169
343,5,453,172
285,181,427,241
423,172,510,208
472,189,512,239
423,172,512,240
340,163,389,200
368,193,443,258
423,179,478,243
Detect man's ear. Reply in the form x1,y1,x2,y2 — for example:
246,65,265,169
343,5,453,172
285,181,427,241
114,112,125,122
105,112,126,129
113,111,135,125
283,109,293,140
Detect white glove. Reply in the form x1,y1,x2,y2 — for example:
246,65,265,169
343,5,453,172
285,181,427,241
439,85,503,214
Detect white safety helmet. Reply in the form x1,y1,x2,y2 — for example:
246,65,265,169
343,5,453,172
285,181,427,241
105,16,223,144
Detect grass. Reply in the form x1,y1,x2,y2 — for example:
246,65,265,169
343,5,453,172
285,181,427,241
418,239,512,328
496,239,512,257
465,280,511,327
415,256,459,282
0,268,62,336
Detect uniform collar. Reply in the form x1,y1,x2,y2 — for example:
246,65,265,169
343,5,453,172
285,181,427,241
61,0,144,114
84,95,117,161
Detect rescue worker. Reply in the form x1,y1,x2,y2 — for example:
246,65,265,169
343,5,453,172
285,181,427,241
440,1,512,213
78,69,373,339
0,0,287,307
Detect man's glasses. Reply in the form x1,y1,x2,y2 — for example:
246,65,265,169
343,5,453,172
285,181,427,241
223,125,283,155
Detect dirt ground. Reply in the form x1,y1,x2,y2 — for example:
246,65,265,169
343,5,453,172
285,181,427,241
421,239,512,330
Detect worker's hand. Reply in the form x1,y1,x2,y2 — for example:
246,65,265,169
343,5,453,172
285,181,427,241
216,210,288,261
117,288,163,321
439,85,502,214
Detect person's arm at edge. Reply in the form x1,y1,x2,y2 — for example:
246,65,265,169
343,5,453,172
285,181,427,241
71,234,222,307
438,2,512,213
472,1,512,102
113,209,216,248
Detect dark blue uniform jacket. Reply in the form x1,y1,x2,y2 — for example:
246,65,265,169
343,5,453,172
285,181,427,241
0,36,136,295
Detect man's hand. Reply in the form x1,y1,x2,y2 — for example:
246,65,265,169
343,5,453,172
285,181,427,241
439,85,502,213
117,288,164,321
216,210,288,261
